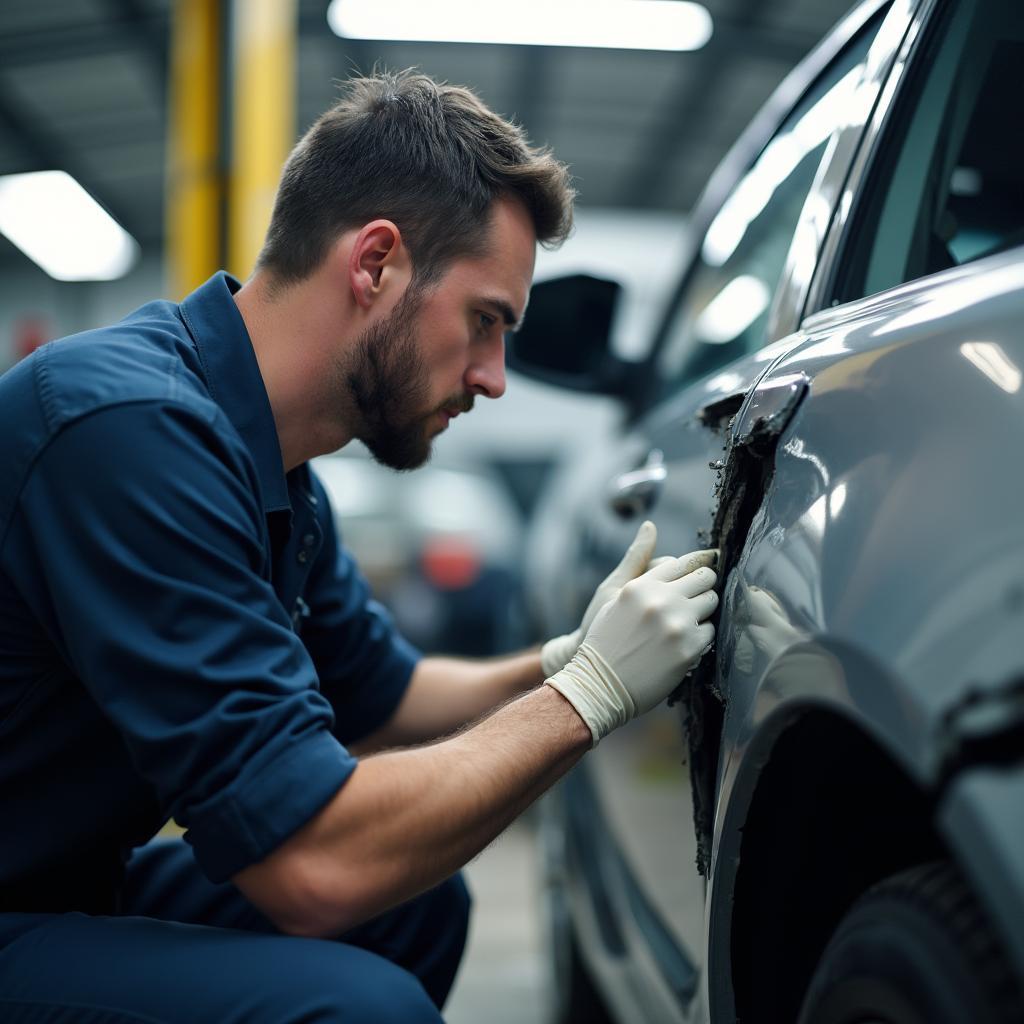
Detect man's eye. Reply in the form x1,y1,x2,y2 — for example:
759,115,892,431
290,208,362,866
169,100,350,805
478,313,497,331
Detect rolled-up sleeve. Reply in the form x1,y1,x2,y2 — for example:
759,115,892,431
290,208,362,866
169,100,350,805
299,472,421,745
10,401,356,882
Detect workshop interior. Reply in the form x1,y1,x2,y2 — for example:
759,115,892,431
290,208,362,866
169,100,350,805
1,2,1023,1022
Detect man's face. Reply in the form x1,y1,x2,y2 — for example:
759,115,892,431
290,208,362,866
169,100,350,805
345,197,536,471
343,283,436,471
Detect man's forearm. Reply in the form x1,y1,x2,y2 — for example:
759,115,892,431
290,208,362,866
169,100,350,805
236,548,719,939
235,682,589,936
349,649,546,753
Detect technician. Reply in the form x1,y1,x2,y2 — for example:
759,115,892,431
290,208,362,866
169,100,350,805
0,70,718,1022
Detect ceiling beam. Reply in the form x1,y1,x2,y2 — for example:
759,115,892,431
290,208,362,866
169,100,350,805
102,0,169,103
0,16,166,72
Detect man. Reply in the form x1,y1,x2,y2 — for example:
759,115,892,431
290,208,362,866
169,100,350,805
0,71,718,1021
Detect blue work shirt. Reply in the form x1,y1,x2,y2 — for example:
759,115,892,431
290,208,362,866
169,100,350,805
0,272,420,913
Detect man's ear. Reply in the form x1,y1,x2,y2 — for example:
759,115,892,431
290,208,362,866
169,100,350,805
348,220,409,310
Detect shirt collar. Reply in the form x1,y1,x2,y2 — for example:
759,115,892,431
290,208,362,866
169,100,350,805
179,271,291,515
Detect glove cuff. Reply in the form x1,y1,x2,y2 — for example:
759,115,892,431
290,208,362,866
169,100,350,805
545,641,636,746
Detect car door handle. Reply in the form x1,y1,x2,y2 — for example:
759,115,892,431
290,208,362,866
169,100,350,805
608,449,666,519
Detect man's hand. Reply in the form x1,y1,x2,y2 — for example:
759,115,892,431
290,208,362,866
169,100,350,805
540,520,657,677
546,555,719,744
540,521,716,677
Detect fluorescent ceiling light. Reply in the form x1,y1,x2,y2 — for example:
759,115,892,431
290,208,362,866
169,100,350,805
0,170,138,281
694,274,770,344
327,0,713,51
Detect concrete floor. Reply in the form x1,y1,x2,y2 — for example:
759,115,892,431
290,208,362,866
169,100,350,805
444,819,547,1024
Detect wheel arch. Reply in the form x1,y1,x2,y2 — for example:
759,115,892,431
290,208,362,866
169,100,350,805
711,703,950,1023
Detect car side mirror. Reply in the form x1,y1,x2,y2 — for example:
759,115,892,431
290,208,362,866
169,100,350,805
507,274,639,400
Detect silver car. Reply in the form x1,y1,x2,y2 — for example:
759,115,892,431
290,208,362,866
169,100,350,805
512,0,1024,1021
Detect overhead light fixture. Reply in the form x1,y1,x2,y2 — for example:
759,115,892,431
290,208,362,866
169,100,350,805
0,170,138,281
327,0,713,52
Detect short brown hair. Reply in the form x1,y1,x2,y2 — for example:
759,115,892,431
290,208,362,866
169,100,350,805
257,69,575,287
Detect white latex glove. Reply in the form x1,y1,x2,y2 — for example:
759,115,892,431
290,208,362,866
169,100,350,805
540,522,717,678
546,556,718,745
540,521,659,677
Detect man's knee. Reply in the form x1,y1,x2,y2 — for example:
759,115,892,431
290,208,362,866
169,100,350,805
429,872,473,1008
321,961,442,1024
429,872,473,971
445,871,473,942
267,939,444,1024
327,872,473,1010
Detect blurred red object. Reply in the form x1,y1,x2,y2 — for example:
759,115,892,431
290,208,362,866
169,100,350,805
15,316,53,360
420,536,482,591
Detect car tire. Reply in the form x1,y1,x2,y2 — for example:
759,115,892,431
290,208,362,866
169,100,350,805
797,861,1024,1024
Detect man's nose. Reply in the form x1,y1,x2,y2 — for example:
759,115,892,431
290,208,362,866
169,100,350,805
465,334,507,399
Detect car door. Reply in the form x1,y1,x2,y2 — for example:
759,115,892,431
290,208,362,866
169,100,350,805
700,1,1024,1016
549,3,918,1022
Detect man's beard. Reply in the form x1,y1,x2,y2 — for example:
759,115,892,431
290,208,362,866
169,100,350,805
344,284,452,471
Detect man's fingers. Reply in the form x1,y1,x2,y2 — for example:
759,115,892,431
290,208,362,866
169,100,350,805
647,549,718,582
693,621,716,654
674,566,718,598
648,553,718,590
609,520,657,583
678,548,719,575
690,588,719,623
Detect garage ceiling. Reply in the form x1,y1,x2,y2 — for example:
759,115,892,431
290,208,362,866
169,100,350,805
0,0,856,271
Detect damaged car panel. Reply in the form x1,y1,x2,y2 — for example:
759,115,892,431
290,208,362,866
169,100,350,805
705,246,1024,1022
518,0,1024,1021
677,371,811,878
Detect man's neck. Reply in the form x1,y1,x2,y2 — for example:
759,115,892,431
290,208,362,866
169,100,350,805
233,270,356,471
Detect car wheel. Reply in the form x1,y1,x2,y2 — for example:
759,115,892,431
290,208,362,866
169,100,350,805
798,861,1024,1024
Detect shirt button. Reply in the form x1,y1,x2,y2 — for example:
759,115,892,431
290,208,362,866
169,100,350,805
302,533,315,547
297,549,309,564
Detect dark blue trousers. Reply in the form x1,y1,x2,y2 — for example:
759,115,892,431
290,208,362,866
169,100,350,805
0,838,471,1022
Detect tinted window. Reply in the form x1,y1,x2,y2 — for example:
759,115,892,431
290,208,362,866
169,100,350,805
837,0,1024,302
653,20,880,400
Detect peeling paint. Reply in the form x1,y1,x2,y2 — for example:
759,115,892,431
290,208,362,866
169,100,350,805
676,376,809,875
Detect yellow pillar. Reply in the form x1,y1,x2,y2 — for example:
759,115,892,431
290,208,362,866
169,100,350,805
228,0,297,280
165,0,223,300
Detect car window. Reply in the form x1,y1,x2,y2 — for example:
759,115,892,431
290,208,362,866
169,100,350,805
653,18,882,401
836,0,1024,303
